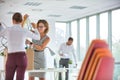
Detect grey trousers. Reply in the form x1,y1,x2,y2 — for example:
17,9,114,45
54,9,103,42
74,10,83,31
59,58,69,80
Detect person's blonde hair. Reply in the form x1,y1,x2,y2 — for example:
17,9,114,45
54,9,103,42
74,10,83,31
37,19,49,34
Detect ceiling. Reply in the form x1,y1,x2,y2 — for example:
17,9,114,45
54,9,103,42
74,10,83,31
0,0,120,24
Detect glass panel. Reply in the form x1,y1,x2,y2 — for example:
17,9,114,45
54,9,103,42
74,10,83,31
55,22,66,38
55,22,66,44
55,22,67,57
71,21,77,51
112,9,120,62
89,16,97,43
79,18,86,61
55,22,67,67
112,9,120,80
100,12,108,42
114,64,120,80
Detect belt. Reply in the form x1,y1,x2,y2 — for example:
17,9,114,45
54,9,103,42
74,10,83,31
61,58,69,60
34,50,44,52
8,51,25,54
8,51,25,56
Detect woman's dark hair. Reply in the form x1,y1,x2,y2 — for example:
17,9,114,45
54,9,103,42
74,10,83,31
37,19,49,34
12,12,22,23
68,37,73,41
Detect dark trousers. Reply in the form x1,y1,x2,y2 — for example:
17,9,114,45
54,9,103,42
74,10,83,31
5,52,27,80
59,58,69,80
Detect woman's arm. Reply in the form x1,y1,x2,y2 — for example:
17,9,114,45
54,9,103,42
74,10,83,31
26,29,40,40
33,37,50,51
21,14,28,27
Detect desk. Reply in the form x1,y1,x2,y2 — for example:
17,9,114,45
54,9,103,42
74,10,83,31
28,68,67,80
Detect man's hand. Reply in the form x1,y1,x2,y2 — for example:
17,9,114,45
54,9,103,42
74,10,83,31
73,64,77,68
75,64,77,67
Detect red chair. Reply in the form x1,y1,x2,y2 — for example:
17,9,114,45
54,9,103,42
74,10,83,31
84,48,112,80
93,56,114,80
77,39,108,80
87,48,114,80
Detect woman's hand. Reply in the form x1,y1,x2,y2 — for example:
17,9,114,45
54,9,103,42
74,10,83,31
21,14,29,27
25,39,31,44
23,14,29,20
30,30,35,33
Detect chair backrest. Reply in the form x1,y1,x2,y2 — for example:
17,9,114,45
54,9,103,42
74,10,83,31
77,39,108,80
87,48,113,80
84,48,111,80
93,57,114,80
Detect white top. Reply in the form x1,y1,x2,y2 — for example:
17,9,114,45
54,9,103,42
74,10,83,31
0,24,40,53
58,43,77,64
0,25,4,31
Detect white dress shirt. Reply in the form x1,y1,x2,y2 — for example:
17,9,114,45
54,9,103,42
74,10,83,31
58,42,77,64
0,24,40,53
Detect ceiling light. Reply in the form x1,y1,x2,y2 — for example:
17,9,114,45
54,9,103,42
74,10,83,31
24,2,42,6
70,6,86,9
56,0,66,1
7,11,15,14
32,9,43,11
48,15,61,17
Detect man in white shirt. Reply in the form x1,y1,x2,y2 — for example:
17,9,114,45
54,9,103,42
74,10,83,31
58,37,77,80
0,12,40,80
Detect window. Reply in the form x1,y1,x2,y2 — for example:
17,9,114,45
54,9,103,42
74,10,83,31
53,22,67,67
112,9,120,80
112,9,120,62
55,22,66,39
100,12,108,42
89,16,97,43
79,18,86,61
55,22,67,54
71,21,77,51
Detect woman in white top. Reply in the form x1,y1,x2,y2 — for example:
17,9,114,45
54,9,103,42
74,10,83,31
0,12,40,80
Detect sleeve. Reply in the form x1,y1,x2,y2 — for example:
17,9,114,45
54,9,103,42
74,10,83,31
0,28,7,37
58,43,63,54
72,46,77,64
26,29,40,40
0,25,4,32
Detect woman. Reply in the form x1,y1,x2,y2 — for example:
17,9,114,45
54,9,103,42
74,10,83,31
0,12,40,80
27,20,50,80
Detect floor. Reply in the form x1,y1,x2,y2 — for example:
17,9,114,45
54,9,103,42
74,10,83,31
0,68,79,80
25,68,79,80
0,54,81,80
